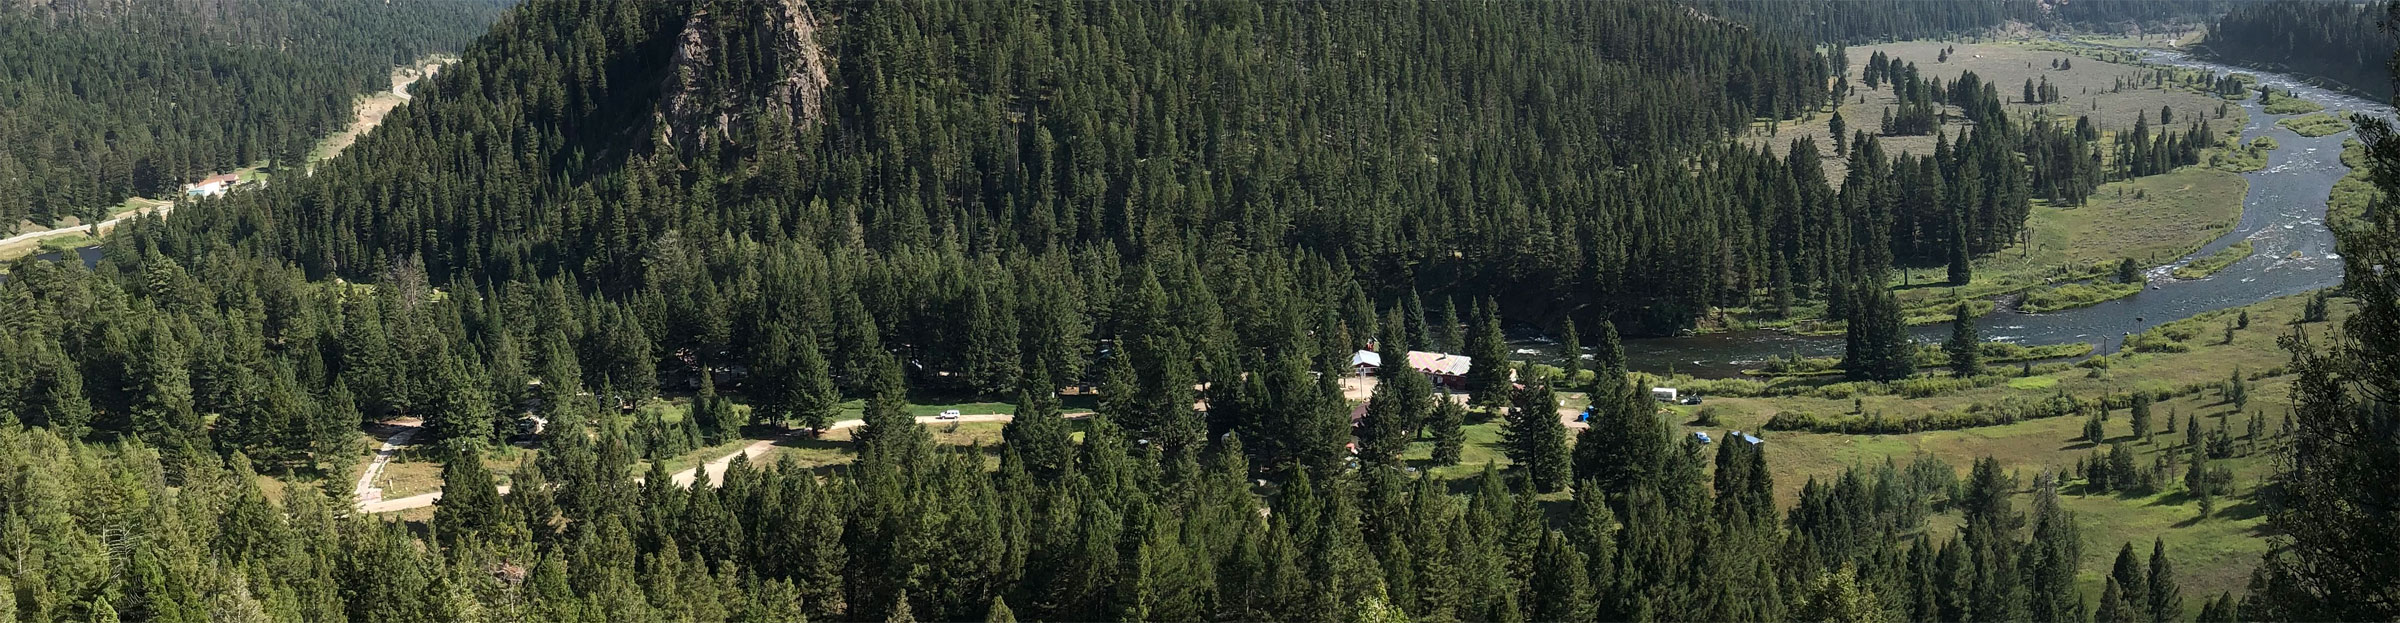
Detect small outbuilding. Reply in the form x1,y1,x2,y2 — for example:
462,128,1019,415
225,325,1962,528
1350,350,1382,376
1650,387,1679,402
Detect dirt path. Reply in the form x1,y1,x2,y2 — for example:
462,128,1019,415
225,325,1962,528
357,412,1024,514
308,56,452,170
0,198,172,259
6,56,451,260
352,420,424,508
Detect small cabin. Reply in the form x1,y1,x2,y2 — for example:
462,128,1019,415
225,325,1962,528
1349,350,1382,376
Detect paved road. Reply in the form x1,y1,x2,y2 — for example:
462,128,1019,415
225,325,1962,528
357,412,1022,514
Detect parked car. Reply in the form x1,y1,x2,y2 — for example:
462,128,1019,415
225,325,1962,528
1679,396,1703,405
937,409,962,420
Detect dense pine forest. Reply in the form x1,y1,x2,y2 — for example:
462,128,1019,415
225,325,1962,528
2199,0,2399,101
0,0,504,226
0,0,2397,620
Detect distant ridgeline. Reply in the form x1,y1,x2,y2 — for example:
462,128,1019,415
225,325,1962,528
2198,0,2398,102
1695,0,2234,43
0,0,505,226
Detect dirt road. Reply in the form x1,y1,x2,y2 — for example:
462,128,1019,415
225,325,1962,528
8,56,452,259
356,412,1023,514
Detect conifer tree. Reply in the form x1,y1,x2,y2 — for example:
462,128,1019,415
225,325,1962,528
1361,312,1431,467
1527,529,1593,622
1831,111,1848,156
985,596,1016,623
1434,298,1465,355
2149,538,2181,623
1558,317,1583,379
1949,210,1974,285
1465,299,1513,411
1843,282,1916,382
2131,393,2154,444
2099,578,2138,623
1946,303,1982,377
2225,366,2247,411
1792,563,1892,623
1502,382,1571,493
1575,375,1668,498
963,284,1023,397
432,448,509,548
1001,372,1074,479
1427,392,1467,467
853,351,928,464
1594,320,1626,377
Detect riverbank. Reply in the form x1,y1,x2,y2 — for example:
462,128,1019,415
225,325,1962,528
1627,39,2385,376
1732,39,2254,331
1703,291,2340,604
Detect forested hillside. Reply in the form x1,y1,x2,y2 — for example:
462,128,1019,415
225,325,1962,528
0,0,504,227
0,0,2395,620
2199,0,2399,101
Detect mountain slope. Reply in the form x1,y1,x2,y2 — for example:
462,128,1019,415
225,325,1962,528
170,0,1827,327
0,0,505,227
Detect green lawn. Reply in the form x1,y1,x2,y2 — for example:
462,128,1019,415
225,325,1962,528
1399,418,1512,482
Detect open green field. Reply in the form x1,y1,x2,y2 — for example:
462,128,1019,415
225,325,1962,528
1718,161,2246,334
2171,240,2253,280
2019,280,2145,313
2214,137,2274,172
1670,292,2344,602
757,421,1018,472
1755,40,2246,183
2329,139,2378,234
2071,29,2206,51
2276,112,2351,137
1729,40,2252,330
2261,91,2324,115
1894,166,2245,309
1386,293,2328,603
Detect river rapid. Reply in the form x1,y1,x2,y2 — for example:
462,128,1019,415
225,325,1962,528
1615,48,2392,377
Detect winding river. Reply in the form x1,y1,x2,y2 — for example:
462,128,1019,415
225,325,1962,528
1621,48,2392,377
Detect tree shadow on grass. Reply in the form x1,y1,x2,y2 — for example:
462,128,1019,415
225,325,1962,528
2215,496,2269,522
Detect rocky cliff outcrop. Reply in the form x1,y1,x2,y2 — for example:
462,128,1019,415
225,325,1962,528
656,0,830,154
